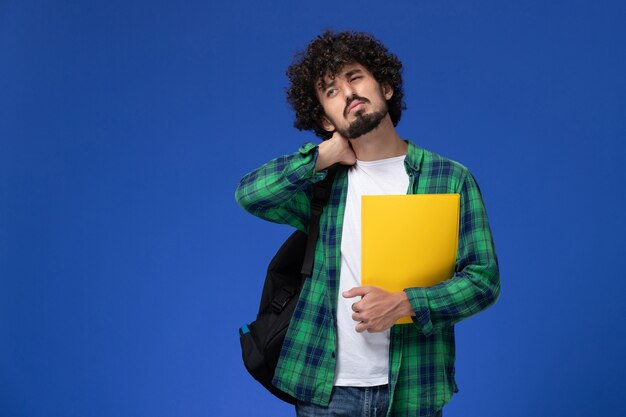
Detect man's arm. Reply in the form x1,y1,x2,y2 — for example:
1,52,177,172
235,133,356,230
235,143,322,232
403,170,500,336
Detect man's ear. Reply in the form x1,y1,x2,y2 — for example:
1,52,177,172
382,83,394,100
319,115,335,132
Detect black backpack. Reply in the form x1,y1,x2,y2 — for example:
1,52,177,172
239,165,338,404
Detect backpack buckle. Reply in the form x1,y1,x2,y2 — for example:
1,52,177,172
310,200,324,216
271,287,296,313
310,185,328,215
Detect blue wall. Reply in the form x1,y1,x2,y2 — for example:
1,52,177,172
1,1,625,416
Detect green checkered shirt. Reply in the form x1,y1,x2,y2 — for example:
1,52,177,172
236,140,500,416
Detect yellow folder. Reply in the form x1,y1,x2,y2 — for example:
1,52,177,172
361,194,460,324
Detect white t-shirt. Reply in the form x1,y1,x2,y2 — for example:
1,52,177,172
334,154,409,387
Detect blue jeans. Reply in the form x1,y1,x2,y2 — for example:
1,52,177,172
295,385,443,417
296,385,389,417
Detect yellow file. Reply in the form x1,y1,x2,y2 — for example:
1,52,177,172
361,194,460,324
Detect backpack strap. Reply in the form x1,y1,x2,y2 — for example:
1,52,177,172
301,164,339,277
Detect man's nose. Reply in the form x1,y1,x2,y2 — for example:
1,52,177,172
340,81,356,98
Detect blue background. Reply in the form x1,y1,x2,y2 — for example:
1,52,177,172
1,1,625,416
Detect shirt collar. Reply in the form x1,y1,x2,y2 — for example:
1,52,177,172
403,139,424,173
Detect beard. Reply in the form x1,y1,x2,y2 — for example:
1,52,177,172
334,90,389,139
335,108,388,139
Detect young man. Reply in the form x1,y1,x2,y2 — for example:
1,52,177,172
236,30,500,417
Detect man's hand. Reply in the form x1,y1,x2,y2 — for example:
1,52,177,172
315,131,357,171
342,286,415,333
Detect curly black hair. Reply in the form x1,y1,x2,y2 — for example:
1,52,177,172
286,30,405,140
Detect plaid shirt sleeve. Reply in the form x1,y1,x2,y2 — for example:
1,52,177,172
404,169,500,337
235,142,327,232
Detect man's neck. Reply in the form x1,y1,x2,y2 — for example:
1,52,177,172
348,116,408,161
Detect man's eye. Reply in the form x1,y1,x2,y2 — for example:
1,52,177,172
351,76,362,82
326,88,337,97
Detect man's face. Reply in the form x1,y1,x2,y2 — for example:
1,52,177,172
316,63,393,139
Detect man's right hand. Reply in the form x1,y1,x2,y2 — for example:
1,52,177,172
315,131,357,171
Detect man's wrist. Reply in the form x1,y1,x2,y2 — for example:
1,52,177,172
395,291,415,319
315,139,336,172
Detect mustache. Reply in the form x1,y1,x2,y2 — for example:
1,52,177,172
344,95,370,118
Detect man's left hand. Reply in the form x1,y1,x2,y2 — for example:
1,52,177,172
342,286,415,333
